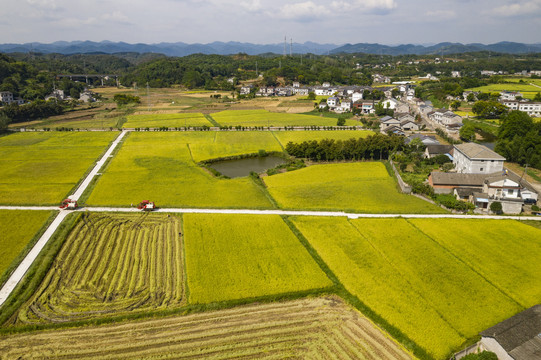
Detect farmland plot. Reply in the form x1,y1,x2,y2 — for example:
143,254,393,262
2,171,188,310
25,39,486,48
0,132,117,205
184,214,332,304
85,132,274,208
0,297,413,360
123,113,212,128
264,162,445,213
291,216,537,359
14,212,185,324
211,109,359,127
0,210,54,285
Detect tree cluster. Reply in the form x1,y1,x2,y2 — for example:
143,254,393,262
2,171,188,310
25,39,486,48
472,100,508,119
0,100,63,123
285,133,405,161
495,111,541,169
113,94,141,106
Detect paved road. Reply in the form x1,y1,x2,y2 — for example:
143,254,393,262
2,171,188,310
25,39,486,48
0,131,127,308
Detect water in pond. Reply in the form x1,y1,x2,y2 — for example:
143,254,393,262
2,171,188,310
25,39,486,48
209,156,286,178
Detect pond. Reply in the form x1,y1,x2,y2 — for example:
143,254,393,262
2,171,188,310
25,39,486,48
208,156,286,178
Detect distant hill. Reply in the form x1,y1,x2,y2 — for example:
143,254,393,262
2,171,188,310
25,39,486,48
1,41,540,57
0,41,339,56
330,41,541,55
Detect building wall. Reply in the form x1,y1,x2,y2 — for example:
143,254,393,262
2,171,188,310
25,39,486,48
454,150,504,174
480,337,513,360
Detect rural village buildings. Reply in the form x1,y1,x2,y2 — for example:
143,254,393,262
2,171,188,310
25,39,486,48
0,91,24,105
428,143,538,214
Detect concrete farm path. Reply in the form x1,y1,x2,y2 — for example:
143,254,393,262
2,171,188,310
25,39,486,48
0,131,127,308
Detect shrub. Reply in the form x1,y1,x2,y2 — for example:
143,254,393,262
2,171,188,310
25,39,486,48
490,201,503,214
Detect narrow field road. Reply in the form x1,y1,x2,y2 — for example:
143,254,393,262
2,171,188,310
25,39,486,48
0,131,128,308
0,211,69,307
2,205,540,221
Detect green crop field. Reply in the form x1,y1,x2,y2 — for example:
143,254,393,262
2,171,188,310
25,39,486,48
0,297,413,360
264,162,445,213
274,130,373,145
291,217,541,359
467,83,541,99
211,109,358,127
86,132,275,208
14,212,185,324
184,214,332,304
123,113,212,128
0,132,117,205
185,131,284,162
0,210,54,284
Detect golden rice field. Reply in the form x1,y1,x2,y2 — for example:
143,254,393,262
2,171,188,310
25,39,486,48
13,212,185,324
85,132,275,208
184,214,332,304
264,162,446,213
0,132,117,205
122,113,212,128
0,210,54,284
0,297,413,360
210,109,359,127
291,217,541,359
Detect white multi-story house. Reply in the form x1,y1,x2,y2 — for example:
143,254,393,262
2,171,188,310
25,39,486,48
501,100,541,117
451,71,461,78
380,98,399,110
0,91,14,104
326,96,339,108
240,85,253,95
453,143,505,174
351,91,363,103
500,91,523,101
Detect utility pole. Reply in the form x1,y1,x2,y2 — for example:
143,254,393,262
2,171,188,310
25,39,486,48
290,38,293,57
146,82,151,111
256,61,258,76
284,35,287,57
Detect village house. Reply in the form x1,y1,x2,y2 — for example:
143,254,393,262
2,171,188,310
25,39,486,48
380,98,399,110
501,100,541,117
79,90,96,103
424,145,453,159
405,134,440,146
500,91,523,101
477,304,541,360
45,89,65,101
239,85,253,95
453,143,505,174
0,91,14,104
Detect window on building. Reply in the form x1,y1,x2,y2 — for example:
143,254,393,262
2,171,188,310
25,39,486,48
509,189,514,195
480,168,484,171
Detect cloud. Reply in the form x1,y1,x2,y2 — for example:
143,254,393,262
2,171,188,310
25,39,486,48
492,0,541,16
275,0,396,20
279,1,328,21
425,9,456,18
26,0,58,9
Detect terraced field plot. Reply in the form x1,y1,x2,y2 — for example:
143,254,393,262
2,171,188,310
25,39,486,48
211,109,359,127
291,217,541,359
14,212,185,324
123,113,212,128
0,297,413,360
0,132,116,205
264,162,445,213
467,83,541,99
184,214,332,304
0,210,54,285
86,132,275,208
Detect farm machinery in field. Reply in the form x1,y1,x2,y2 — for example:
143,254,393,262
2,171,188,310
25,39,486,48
137,200,156,211
59,198,78,210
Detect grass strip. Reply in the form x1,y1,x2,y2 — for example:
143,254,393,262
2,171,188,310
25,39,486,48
204,114,220,127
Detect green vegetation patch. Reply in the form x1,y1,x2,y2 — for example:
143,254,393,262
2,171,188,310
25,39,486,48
292,217,539,359
15,212,186,324
184,214,332,304
0,132,117,205
264,162,445,213
211,109,358,127
0,210,54,285
274,130,373,145
86,132,274,208
123,113,212,128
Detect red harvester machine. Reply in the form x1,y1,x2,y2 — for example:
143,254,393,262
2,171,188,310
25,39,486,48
137,200,155,211
59,199,78,210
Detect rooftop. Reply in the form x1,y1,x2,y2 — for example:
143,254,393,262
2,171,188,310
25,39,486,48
481,304,541,360
454,143,506,161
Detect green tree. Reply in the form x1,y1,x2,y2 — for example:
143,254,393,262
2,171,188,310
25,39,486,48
490,201,503,214
450,100,461,111
307,91,316,100
533,92,541,101
0,113,11,132
337,117,346,126
459,123,476,141
466,92,476,102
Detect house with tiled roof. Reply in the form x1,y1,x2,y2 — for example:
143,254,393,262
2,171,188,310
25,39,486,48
479,304,541,360
453,143,506,174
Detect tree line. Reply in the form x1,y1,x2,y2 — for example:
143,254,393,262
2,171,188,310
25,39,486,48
495,111,541,169
285,133,406,161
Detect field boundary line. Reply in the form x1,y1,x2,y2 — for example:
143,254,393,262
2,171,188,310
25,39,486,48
405,219,525,309
69,130,128,201
270,131,286,151
0,211,70,307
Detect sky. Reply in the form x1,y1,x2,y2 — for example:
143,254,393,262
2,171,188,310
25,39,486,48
1,0,540,45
